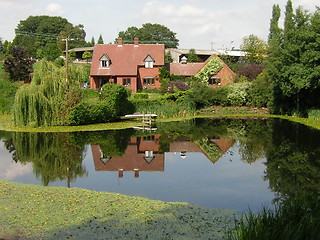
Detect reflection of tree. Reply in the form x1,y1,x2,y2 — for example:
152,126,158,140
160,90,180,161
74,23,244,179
10,132,87,186
265,120,320,202
72,129,134,157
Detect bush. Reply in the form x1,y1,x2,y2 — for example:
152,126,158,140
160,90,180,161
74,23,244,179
210,86,230,106
168,80,189,93
68,100,117,126
246,71,272,108
132,93,149,99
227,82,251,106
185,83,215,109
236,64,264,81
100,83,134,116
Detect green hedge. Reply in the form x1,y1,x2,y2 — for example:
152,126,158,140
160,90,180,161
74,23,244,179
68,100,117,126
131,93,149,99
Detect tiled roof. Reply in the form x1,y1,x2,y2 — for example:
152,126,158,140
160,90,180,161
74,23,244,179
169,62,205,76
90,43,165,76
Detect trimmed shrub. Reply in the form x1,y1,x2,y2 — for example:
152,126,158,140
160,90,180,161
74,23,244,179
68,100,117,126
100,83,134,116
132,93,149,99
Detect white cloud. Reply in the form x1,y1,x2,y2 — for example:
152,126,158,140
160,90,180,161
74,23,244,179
45,2,65,15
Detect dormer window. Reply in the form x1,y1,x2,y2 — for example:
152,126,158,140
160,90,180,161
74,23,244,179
100,54,111,68
144,55,154,68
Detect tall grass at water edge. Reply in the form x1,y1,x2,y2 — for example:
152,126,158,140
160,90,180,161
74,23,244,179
228,197,320,240
308,109,320,120
132,99,196,118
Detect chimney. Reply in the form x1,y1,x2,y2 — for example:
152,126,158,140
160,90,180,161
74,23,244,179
117,37,123,46
134,37,139,46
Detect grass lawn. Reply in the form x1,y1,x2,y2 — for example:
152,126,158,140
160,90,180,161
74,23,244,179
0,179,238,240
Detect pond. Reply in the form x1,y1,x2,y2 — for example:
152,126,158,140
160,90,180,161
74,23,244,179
1,118,319,212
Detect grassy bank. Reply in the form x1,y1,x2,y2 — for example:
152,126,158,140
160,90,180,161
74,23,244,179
0,179,238,240
1,106,320,132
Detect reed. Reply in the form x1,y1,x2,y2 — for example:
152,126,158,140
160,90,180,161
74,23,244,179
132,99,196,118
228,197,320,240
308,109,320,120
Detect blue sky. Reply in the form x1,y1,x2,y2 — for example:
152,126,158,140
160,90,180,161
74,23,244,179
0,0,318,49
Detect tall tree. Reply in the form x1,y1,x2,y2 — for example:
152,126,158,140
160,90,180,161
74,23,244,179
240,34,267,64
14,16,87,58
117,23,179,48
268,4,282,41
266,2,320,114
90,37,95,46
97,34,104,44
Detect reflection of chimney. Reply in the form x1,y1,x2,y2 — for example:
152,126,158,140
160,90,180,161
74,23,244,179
134,37,139,46
118,37,123,46
118,169,123,178
134,169,139,178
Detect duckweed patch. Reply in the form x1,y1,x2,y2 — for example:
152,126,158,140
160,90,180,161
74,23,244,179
0,179,239,239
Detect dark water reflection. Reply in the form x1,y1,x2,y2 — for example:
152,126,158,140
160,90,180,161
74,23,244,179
1,118,319,211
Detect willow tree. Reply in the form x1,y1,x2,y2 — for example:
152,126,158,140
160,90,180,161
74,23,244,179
14,60,83,127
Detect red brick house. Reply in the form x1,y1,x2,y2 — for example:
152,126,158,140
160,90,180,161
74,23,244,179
89,38,165,93
169,55,235,87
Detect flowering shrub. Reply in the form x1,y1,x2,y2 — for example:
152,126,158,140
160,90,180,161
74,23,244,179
227,82,251,106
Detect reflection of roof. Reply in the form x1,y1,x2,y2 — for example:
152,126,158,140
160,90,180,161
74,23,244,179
92,144,164,172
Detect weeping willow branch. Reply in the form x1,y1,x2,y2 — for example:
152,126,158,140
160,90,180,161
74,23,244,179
14,60,83,127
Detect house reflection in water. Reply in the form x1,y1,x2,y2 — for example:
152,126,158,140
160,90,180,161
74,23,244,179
91,135,164,178
91,135,234,178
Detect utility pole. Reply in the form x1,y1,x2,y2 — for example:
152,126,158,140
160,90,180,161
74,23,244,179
65,37,69,89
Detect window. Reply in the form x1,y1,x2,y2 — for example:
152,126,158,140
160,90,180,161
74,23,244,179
144,55,154,68
208,77,221,85
123,78,131,86
100,55,111,68
143,77,155,85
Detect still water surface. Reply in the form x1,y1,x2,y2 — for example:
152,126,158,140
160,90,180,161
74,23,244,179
1,118,319,212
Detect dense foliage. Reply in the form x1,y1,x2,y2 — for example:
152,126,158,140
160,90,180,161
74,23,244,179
13,60,83,127
13,15,87,59
240,34,267,64
68,83,134,126
3,46,35,81
117,23,179,48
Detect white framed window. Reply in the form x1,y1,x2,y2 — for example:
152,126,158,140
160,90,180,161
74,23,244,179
143,77,155,85
100,55,111,68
